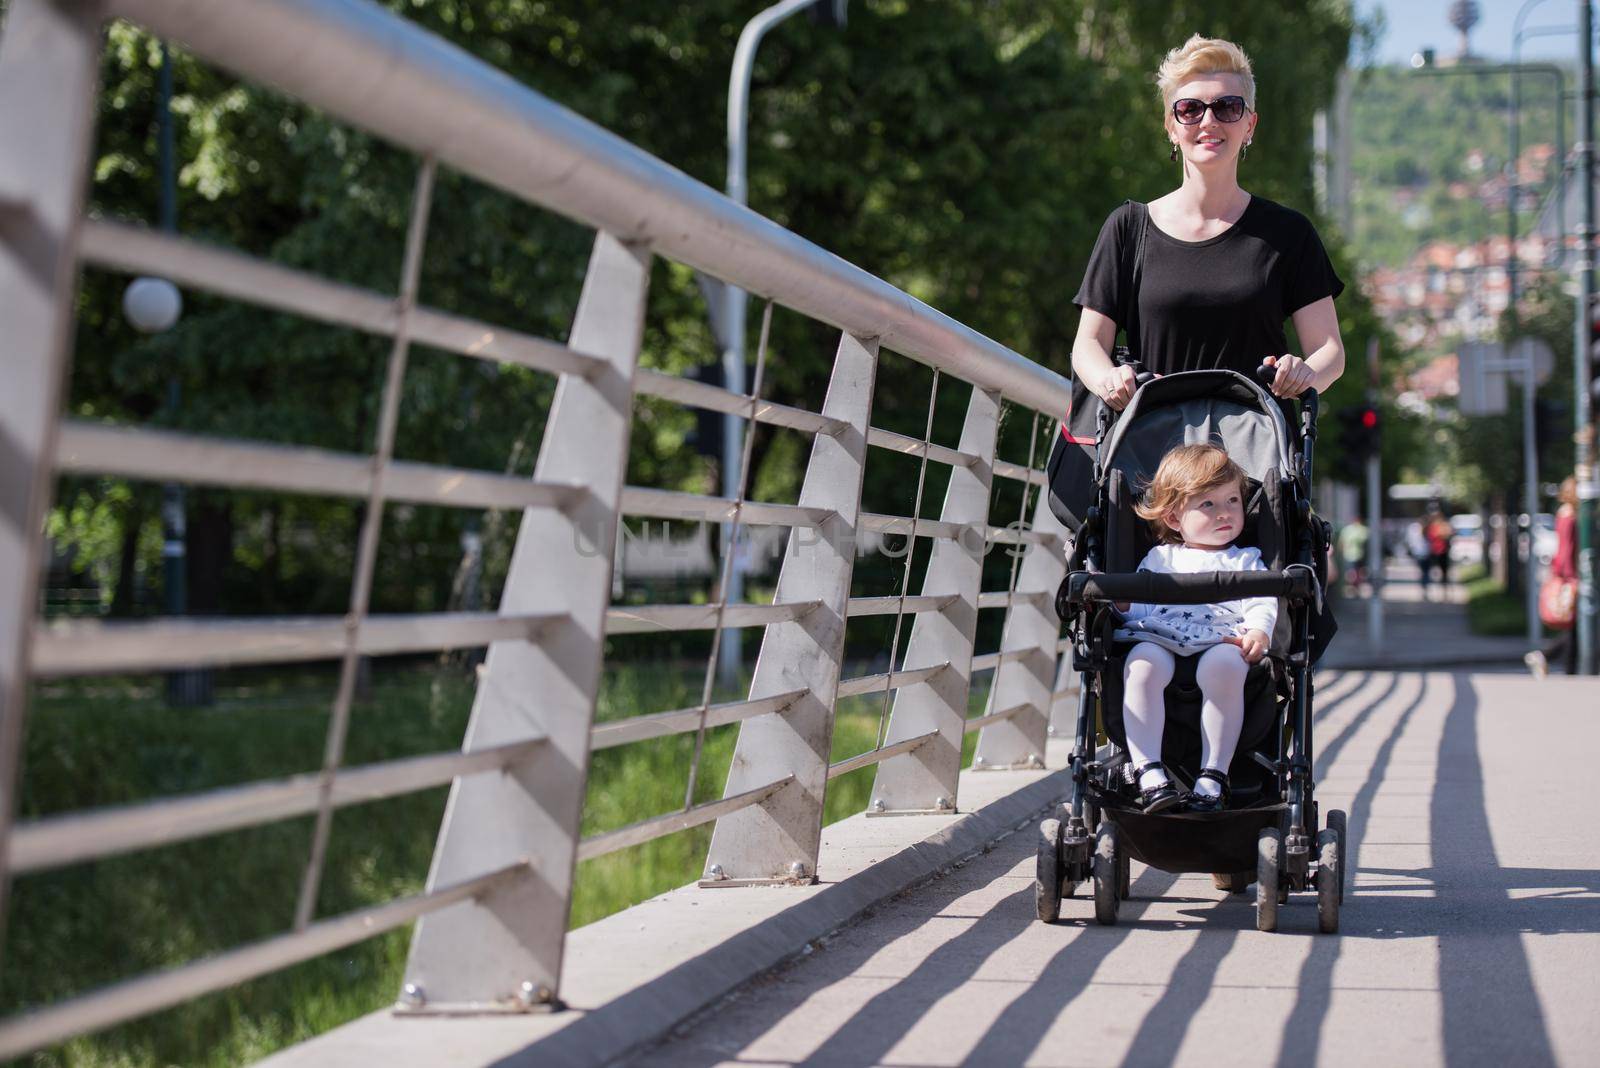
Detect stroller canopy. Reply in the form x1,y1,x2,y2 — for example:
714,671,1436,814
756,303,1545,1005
1100,370,1294,491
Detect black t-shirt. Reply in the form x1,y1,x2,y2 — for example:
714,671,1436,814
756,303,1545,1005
1072,197,1344,377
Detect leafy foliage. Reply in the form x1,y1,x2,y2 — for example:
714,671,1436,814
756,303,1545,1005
57,0,1370,618
1349,64,1565,269
1343,63,1574,500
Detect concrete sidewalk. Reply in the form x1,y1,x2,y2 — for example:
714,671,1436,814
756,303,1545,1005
634,670,1600,1068
1318,557,1532,671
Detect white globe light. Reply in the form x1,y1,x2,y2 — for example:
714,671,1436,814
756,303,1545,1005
123,276,183,333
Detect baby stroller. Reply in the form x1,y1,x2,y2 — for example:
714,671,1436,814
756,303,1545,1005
1039,365,1343,933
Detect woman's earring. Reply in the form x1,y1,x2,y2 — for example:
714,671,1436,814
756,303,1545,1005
1242,141,1251,160
1169,142,1178,162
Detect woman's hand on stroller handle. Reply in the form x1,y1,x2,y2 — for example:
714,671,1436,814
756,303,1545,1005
1098,365,1138,410
1223,629,1271,664
1098,366,1161,410
1260,355,1316,398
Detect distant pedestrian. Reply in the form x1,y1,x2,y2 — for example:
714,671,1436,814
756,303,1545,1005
1337,516,1369,594
1405,520,1431,595
1527,477,1579,679
1423,509,1453,596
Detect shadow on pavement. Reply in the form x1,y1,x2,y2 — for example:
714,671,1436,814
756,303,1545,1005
1108,889,1244,1068
796,883,1040,1068
626,672,1588,1067
1277,674,1570,1067
1431,675,1556,1067
955,866,1187,1067
1272,669,1428,1066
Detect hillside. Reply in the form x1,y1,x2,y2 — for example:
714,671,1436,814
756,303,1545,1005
1349,63,1566,271
1346,63,1571,362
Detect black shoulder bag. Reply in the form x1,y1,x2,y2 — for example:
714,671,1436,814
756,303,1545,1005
1046,202,1149,533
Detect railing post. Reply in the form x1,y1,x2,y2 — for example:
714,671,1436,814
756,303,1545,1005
1049,651,1079,742
702,331,878,885
0,0,105,965
400,231,649,1012
869,386,1000,814
973,493,1067,769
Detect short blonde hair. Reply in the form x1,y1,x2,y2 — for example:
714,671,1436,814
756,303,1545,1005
1156,34,1256,111
1135,444,1246,543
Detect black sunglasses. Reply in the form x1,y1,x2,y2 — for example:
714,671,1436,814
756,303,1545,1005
1171,95,1249,125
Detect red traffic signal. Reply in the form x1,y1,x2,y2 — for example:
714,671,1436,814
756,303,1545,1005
1333,405,1382,474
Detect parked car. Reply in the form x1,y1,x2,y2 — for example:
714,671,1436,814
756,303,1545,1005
1530,512,1556,566
1450,512,1556,567
1449,513,1482,565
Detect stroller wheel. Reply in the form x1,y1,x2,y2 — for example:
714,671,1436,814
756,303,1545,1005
1256,827,1282,933
1327,809,1348,903
1035,819,1063,923
1092,823,1121,926
1316,828,1341,934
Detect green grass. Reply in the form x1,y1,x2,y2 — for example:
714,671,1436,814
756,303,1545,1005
6,662,986,1067
1459,564,1529,637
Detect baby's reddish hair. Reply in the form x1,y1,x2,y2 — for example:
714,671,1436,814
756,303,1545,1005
1134,444,1246,543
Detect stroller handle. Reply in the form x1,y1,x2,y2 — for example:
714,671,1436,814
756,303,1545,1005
1060,568,1318,608
1255,361,1321,412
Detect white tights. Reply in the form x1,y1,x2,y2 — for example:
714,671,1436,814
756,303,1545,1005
1122,642,1249,785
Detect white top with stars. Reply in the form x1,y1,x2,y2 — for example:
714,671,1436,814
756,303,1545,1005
1111,543,1279,655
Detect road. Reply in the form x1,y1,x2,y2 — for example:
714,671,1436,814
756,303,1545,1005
628,670,1600,1067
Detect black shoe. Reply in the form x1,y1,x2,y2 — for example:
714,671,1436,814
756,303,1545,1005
1135,762,1184,814
1185,769,1231,813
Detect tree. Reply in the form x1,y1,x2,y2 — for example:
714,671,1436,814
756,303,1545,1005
50,0,1372,623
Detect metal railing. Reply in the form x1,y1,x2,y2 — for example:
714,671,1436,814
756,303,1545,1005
0,0,1075,1055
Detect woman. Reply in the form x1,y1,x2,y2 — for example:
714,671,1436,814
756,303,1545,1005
1069,35,1345,889
1071,35,1346,405
1527,477,1580,678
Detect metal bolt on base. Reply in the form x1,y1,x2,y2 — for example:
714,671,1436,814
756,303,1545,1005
973,756,986,767
788,860,808,879
872,798,886,812
935,796,952,811
707,863,727,881
516,980,555,1007
399,982,425,1009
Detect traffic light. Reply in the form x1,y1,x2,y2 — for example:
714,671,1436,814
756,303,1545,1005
1330,404,1380,484
1358,405,1380,449
1534,397,1568,453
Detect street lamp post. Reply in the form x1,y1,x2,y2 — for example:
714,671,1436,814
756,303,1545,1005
1575,0,1597,673
1507,3,1540,334
1512,0,1577,314
124,42,208,704
715,0,845,686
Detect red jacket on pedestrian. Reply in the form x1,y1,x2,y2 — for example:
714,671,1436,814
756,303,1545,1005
1552,505,1577,581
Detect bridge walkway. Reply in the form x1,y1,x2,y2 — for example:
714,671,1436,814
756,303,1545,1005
627,670,1600,1068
